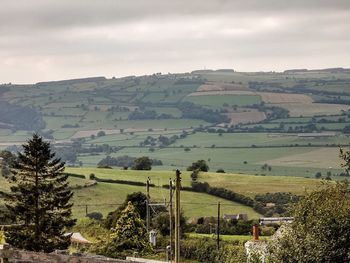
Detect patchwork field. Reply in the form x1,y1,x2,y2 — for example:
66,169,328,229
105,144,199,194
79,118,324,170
184,94,261,108
197,82,250,91
261,147,343,169
1,69,350,180
225,111,266,125
66,167,322,198
188,90,255,96
0,172,261,219
257,92,313,104
277,103,350,117
72,181,261,219
199,172,322,197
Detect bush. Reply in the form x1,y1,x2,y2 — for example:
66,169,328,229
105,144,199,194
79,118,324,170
97,131,106,137
133,156,152,170
181,238,246,263
97,165,112,169
86,212,103,221
187,160,209,172
65,173,85,179
216,169,225,173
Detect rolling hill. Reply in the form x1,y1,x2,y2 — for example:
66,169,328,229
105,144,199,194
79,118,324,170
1,68,350,178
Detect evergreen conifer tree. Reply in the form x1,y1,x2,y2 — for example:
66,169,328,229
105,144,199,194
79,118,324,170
3,134,75,252
100,201,151,258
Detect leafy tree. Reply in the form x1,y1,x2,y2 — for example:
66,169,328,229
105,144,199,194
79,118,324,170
153,211,186,237
86,212,103,221
2,134,75,252
97,130,106,137
133,156,152,170
314,171,322,179
105,192,148,229
0,150,16,177
269,182,350,262
100,202,152,258
190,169,199,181
187,160,209,172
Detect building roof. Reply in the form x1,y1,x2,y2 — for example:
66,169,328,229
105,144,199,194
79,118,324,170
64,232,92,244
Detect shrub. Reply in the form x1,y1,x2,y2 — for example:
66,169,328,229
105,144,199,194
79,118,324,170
97,131,106,137
86,212,103,221
187,160,209,172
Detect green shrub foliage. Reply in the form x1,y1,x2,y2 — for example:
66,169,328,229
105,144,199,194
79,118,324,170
98,202,152,258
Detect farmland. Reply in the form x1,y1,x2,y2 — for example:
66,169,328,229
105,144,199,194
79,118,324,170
66,167,321,198
0,169,261,220
0,68,350,180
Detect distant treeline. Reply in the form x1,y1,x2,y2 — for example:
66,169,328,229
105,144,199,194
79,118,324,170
178,101,229,123
0,101,45,131
97,155,162,168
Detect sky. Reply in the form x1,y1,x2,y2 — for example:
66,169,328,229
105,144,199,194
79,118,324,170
0,0,349,84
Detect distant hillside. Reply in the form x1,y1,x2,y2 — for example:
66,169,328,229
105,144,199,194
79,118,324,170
0,68,350,177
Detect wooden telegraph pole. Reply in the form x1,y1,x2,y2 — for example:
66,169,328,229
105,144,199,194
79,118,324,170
175,169,181,263
169,178,174,260
217,201,220,250
146,177,151,232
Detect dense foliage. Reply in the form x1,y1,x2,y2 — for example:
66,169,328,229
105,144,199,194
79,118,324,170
0,150,17,177
105,192,148,229
181,238,246,263
187,160,209,172
97,155,162,169
269,182,350,262
2,134,75,252
193,217,256,235
133,156,153,170
254,192,299,216
98,202,152,258
178,101,229,123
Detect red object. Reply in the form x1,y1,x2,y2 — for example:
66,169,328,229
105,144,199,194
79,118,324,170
253,224,259,241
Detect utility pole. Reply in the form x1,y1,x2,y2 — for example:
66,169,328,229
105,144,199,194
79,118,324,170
146,177,151,231
217,201,220,250
85,204,88,216
175,169,181,263
169,178,173,260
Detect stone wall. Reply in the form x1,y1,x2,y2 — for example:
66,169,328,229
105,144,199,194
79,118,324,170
0,244,133,263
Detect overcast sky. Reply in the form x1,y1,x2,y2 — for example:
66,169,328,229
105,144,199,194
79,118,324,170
1,0,349,84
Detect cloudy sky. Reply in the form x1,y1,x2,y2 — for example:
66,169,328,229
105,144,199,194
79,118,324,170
1,0,349,84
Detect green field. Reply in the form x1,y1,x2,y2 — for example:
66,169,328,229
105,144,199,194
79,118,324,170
75,145,345,178
0,169,261,220
184,95,261,109
72,181,261,219
66,168,322,199
1,70,350,179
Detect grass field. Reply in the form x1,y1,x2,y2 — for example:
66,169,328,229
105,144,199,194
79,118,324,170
1,70,350,180
75,145,345,178
72,181,261,219
262,147,343,169
184,94,261,108
200,172,322,198
278,103,350,117
66,167,322,199
0,172,261,219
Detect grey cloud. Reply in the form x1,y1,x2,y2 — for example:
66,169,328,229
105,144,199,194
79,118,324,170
0,0,349,83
